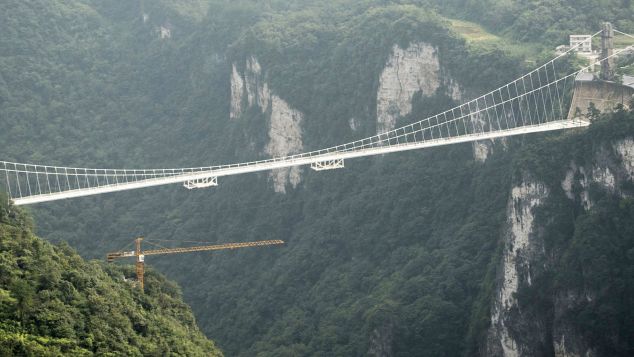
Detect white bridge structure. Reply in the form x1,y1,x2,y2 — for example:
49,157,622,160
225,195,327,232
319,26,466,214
1,29,631,206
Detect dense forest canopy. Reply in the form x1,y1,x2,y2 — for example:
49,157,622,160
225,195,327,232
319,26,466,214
0,196,222,356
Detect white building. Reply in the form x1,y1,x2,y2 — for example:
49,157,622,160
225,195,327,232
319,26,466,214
570,35,592,53
159,25,171,39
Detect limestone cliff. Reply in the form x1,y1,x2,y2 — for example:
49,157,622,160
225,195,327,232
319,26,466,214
487,134,634,357
473,141,490,163
230,57,303,193
487,180,549,357
614,138,634,179
376,42,461,134
230,64,244,120
559,138,634,210
367,323,394,357
265,96,303,193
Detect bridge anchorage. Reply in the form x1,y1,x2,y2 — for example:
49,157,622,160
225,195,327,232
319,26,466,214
1,26,632,206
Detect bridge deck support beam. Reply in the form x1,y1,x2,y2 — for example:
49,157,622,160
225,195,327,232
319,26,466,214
183,176,217,189
311,159,344,171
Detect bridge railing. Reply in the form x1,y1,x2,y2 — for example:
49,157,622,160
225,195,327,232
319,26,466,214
2,28,631,205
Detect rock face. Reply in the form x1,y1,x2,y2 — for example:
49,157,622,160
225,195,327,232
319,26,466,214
265,96,303,193
349,117,360,131
487,180,549,357
559,140,634,210
488,137,634,356
376,43,461,134
560,164,597,210
469,110,504,162
473,140,492,163
244,57,270,110
230,64,244,119
614,138,634,179
230,57,303,193
367,323,394,357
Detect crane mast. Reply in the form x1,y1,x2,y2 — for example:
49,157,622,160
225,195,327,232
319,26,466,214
107,237,284,290
136,237,144,290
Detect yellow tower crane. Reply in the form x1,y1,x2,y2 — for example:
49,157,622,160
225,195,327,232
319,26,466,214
107,237,284,290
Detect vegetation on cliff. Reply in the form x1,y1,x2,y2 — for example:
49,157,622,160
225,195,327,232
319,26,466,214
0,197,222,356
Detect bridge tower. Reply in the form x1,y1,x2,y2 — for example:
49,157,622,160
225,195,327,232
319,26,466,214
600,22,615,81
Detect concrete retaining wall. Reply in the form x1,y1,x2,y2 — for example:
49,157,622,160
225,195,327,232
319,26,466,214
567,79,634,118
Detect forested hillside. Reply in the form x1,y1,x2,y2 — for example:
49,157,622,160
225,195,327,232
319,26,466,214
429,0,633,42
1,0,633,356
0,196,222,356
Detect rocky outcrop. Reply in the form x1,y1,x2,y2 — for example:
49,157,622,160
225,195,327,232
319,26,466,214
230,64,244,119
376,43,461,134
551,293,596,357
591,166,616,191
265,96,303,193
561,165,595,210
560,139,634,210
489,138,634,356
561,168,575,200
470,109,515,162
614,138,634,179
487,180,549,357
244,57,270,110
230,57,304,193
470,111,502,162
473,140,495,163
349,117,360,131
367,323,394,357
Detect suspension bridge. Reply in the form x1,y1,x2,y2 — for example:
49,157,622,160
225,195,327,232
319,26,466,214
2,26,632,206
